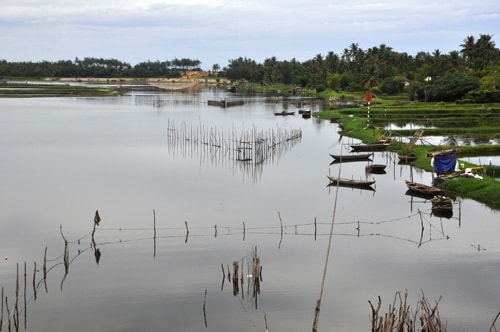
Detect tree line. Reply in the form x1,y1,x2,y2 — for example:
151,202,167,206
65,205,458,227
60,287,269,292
0,57,201,79
220,34,500,102
1,34,499,102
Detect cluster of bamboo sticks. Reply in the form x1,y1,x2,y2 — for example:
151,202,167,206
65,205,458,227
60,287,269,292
166,119,302,166
218,245,262,307
369,291,447,332
200,246,263,328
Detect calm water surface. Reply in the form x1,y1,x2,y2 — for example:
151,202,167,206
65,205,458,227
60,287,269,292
1,88,499,331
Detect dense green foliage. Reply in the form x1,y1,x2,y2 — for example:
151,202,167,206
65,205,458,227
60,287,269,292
0,57,201,78
2,34,499,103
221,34,499,101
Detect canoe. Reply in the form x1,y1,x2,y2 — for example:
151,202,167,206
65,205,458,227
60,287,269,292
329,152,373,162
431,195,454,209
350,143,390,152
432,208,453,219
405,180,443,198
327,176,376,188
431,196,454,219
375,138,392,144
365,164,387,173
274,111,295,116
398,154,418,163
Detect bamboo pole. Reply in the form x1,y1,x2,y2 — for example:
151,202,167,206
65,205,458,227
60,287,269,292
43,247,48,293
32,262,37,301
153,209,157,258
1,285,3,330
220,264,225,291
202,289,208,328
14,263,19,332
232,262,239,296
23,262,27,330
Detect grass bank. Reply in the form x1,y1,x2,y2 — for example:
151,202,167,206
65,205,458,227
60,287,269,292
315,99,500,210
0,82,120,97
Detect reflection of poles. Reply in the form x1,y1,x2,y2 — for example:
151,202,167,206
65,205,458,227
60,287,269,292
14,263,19,331
252,246,261,310
278,212,283,249
232,262,239,296
60,225,70,290
32,262,37,301
242,221,246,241
24,262,27,330
184,221,189,244
458,200,462,227
220,264,225,290
60,225,69,274
202,289,208,328
418,210,424,248
153,210,157,259
43,247,48,293
1,285,3,329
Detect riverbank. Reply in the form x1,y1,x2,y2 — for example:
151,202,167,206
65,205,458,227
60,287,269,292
315,103,500,210
0,75,233,97
0,81,120,97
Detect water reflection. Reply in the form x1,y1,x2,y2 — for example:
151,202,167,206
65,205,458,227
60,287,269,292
1,204,465,331
220,246,262,310
1,93,498,331
165,119,302,182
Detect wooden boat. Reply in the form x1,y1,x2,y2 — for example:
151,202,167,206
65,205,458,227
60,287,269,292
329,152,373,162
405,189,434,200
350,143,390,152
398,153,418,163
327,176,376,189
431,196,454,219
300,109,312,119
375,138,392,144
274,111,295,116
365,164,387,173
431,195,454,209
432,208,453,219
405,180,443,198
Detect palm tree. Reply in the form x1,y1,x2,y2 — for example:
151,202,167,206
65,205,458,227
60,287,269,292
460,35,475,64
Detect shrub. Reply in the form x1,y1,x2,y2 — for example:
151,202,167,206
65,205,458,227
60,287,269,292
457,88,500,103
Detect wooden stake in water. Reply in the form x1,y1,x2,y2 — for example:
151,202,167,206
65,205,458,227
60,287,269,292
32,262,37,301
43,247,48,293
1,285,4,329
232,262,239,296
203,289,208,328
153,209,157,258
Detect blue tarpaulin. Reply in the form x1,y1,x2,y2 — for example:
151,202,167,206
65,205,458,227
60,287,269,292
433,151,457,175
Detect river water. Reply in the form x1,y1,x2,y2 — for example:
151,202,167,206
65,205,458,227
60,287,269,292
0,87,499,331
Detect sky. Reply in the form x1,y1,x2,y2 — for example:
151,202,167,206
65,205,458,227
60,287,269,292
1,0,499,70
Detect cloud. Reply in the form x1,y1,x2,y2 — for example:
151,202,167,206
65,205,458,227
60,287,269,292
0,0,498,68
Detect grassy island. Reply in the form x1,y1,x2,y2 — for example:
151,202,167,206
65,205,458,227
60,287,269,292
315,96,500,210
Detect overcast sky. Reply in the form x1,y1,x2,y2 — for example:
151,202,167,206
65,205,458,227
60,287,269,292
1,0,499,69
